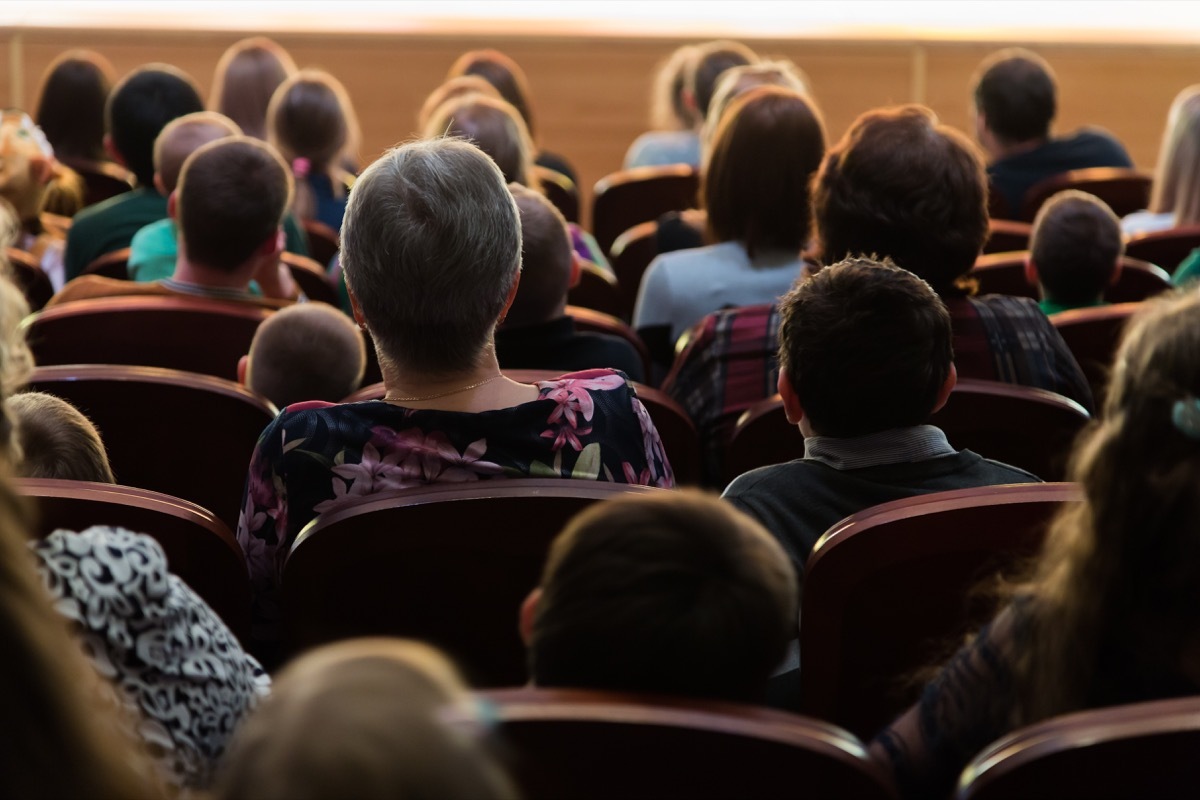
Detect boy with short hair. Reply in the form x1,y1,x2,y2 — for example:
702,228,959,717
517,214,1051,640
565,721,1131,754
1027,190,1124,315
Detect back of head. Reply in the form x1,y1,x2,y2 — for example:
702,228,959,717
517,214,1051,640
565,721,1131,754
813,104,989,295
778,256,953,437
650,44,700,131
422,94,538,189
106,64,204,187
417,76,501,131
1150,84,1200,222
689,40,759,118
703,60,811,147
34,49,116,162
973,48,1057,146
153,111,243,195
247,303,366,407
447,49,536,138
267,69,358,171
704,86,825,257
506,183,572,327
529,490,797,703
176,136,292,273
210,37,297,140
215,638,516,800
9,392,114,483
341,138,521,375
1030,190,1123,306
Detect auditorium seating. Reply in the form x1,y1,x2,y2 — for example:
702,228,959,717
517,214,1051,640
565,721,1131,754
535,165,580,224
17,477,251,643
799,483,1081,740
82,246,131,279
1124,225,1200,274
300,218,340,267
608,220,658,321
281,251,339,306
567,259,623,318
971,254,1171,303
25,364,277,531
591,165,698,257
59,156,136,208
281,479,663,685
981,219,1032,254
480,687,898,800
1050,302,1142,408
6,247,54,310
959,696,1200,800
1019,167,1153,222
565,304,653,380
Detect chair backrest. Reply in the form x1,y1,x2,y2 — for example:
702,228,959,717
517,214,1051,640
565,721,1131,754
280,251,338,306
725,379,1089,484
972,253,1171,304
565,305,653,380
24,294,273,381
300,218,340,267
81,246,131,280
16,477,251,643
481,687,898,800
800,483,1081,740
987,182,1013,222
6,247,54,310
957,696,1200,800
535,165,580,224
1124,224,1200,274
282,480,663,685
1050,302,1141,408
609,220,658,322
59,156,135,208
981,219,1032,254
1019,167,1152,222
567,259,623,318
591,165,698,256
25,365,277,531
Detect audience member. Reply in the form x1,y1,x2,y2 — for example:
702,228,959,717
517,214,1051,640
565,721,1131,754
51,136,300,308
623,44,701,169
238,138,672,651
872,289,1200,799
63,64,204,280
9,391,115,483
1124,85,1200,236
524,490,795,703
634,86,824,368
1028,190,1123,315
239,302,366,408
34,49,116,164
0,111,69,289
495,184,644,380
215,639,516,800
209,36,297,140
268,69,360,231
417,75,502,132
972,48,1132,215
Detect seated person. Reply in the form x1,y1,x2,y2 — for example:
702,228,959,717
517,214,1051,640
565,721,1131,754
215,639,516,800
722,257,1039,586
1027,190,1123,315
8,391,114,482
128,111,307,282
49,136,301,308
623,44,699,170
238,302,366,408
63,64,204,280
0,111,69,289
495,184,644,381
973,49,1133,216
238,139,673,649
523,489,796,703
1123,85,1200,236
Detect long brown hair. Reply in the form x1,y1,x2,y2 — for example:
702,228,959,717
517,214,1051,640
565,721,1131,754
34,49,116,162
446,49,538,140
210,36,297,140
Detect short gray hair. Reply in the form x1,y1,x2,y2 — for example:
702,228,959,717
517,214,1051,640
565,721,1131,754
341,138,522,374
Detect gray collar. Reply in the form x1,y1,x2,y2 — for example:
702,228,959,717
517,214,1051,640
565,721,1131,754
803,425,956,470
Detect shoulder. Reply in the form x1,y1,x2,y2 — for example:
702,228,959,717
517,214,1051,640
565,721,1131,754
971,454,1044,484
971,293,1051,323
46,275,146,307
130,217,174,246
724,459,809,499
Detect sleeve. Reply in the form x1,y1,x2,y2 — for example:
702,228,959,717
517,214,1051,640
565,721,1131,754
236,414,291,641
62,222,93,282
1041,315,1096,413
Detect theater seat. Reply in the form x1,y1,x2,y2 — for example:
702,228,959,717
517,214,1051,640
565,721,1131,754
6,247,54,310
281,251,338,306
282,479,663,685
535,165,580,224
81,246,131,280
1019,167,1152,222
800,483,1081,740
300,218,340,268
609,220,658,321
565,305,653,380
567,259,623,318
16,477,251,643
1050,302,1141,408
1124,225,1200,274
480,687,898,800
971,254,1170,304
591,165,698,257
981,220,1033,254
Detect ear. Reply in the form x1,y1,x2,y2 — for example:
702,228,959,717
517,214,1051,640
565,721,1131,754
568,253,583,290
683,88,698,113
931,362,958,415
1110,257,1123,286
347,283,368,331
153,173,166,197
519,587,541,647
498,271,522,324
777,368,805,426
1024,256,1039,289
237,354,249,386
256,227,285,258
166,190,178,221
103,134,124,167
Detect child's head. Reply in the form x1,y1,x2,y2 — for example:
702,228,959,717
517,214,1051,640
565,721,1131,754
446,49,538,139
267,69,360,174
34,49,116,162
153,111,242,196
504,183,575,327
210,37,297,140
417,76,501,132
215,638,516,800
0,112,56,224
777,256,954,438
8,392,114,483
703,60,811,148
422,94,539,191
106,64,204,188
240,303,366,408
1029,190,1123,308
524,490,797,703
688,40,759,121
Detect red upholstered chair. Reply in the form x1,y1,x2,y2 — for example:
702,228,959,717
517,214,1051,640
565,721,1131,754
567,259,623,318
1050,302,1141,408
300,218,340,268
971,253,1171,304
24,365,277,532
981,219,1032,254
1124,225,1200,274
535,165,580,224
800,483,1081,740
481,687,898,800
16,478,251,643
59,156,135,208
23,295,273,382
6,247,54,310
958,696,1200,800
609,220,658,321
81,246,131,279
591,165,698,257
1019,167,1152,222
565,305,653,380
987,182,1013,222
280,251,338,306
281,480,663,685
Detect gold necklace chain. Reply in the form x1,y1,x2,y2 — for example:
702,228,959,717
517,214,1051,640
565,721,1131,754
384,374,504,403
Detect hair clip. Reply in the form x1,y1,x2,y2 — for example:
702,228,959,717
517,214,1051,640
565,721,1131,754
1171,396,1200,441
292,157,311,179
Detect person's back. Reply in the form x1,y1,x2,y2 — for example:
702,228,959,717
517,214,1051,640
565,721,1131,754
1028,190,1123,315
240,303,366,408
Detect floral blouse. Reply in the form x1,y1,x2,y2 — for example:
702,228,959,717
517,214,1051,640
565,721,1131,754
237,369,674,639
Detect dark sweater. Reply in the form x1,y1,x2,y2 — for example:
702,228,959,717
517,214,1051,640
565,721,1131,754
495,316,645,383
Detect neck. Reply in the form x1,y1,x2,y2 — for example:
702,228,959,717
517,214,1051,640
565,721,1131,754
172,254,252,290
382,347,501,400
991,135,1047,160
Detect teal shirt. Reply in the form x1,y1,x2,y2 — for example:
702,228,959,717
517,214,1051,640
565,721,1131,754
1038,297,1107,316
127,214,310,283
64,188,167,281
1172,248,1200,287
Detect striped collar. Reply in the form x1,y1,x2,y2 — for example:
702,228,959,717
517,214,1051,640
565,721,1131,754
803,425,956,470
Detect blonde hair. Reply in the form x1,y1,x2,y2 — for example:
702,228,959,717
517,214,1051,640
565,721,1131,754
422,93,541,192
649,44,700,131
152,111,243,194
9,392,115,483
210,37,297,140
702,60,812,152
1149,85,1200,225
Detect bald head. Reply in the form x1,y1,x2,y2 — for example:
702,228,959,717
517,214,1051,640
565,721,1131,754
154,111,242,194
246,303,367,408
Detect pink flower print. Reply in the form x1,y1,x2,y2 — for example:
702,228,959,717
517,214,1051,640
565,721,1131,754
622,461,652,486
630,396,674,488
370,427,502,483
237,491,268,540
314,442,419,513
540,375,624,452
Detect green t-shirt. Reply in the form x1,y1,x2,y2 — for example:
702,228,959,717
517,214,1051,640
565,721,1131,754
64,188,168,281
1038,297,1108,317
127,214,311,283
1172,248,1200,287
